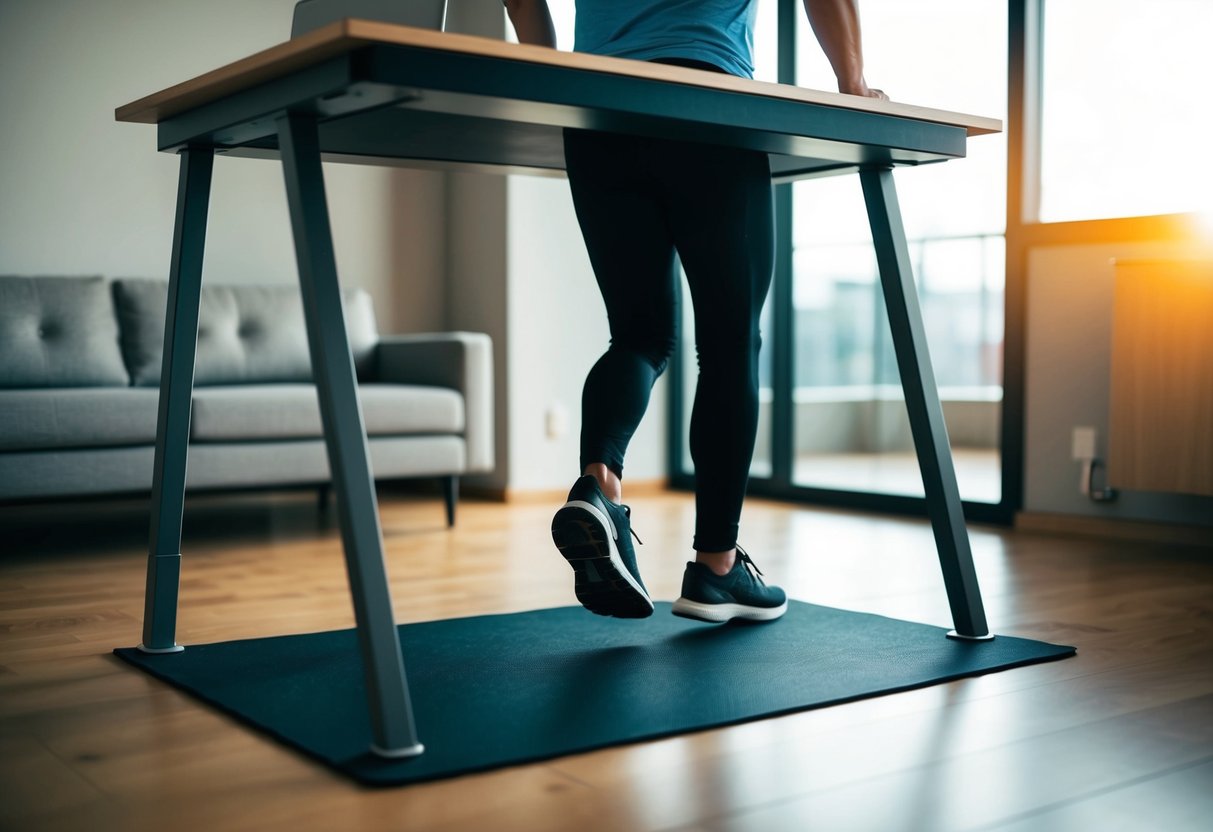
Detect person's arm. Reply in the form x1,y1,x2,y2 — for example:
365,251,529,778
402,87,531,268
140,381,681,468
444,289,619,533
503,0,557,48
801,0,886,100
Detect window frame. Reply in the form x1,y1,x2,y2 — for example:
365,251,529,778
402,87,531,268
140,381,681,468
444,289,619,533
668,0,1020,524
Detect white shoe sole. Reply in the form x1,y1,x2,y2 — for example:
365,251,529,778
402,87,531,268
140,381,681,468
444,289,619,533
552,499,653,618
671,597,788,623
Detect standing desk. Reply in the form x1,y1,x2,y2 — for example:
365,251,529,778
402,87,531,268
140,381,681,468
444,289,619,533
116,20,1003,759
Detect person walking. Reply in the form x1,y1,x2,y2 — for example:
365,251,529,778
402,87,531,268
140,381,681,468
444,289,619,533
504,0,886,623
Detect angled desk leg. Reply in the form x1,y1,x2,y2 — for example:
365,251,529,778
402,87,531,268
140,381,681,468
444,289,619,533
277,112,425,757
139,147,214,655
859,166,993,641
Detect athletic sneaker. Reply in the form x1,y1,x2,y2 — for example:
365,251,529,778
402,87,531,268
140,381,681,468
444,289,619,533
551,475,654,619
672,546,787,623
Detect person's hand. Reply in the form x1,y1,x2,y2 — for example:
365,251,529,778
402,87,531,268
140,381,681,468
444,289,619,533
839,80,888,100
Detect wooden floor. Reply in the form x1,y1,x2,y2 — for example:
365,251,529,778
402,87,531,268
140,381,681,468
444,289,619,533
2,489,1211,832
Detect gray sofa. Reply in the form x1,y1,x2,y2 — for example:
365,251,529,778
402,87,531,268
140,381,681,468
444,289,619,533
0,275,493,524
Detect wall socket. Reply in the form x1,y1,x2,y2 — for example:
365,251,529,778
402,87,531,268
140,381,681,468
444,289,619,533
545,402,569,439
1071,426,1097,461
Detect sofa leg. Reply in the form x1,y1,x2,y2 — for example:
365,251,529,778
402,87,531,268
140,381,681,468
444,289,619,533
317,483,331,511
443,475,458,528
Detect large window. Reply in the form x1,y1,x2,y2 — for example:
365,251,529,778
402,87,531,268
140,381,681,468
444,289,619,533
665,1,1008,510
1039,0,1213,223
665,0,1210,519
785,0,1008,502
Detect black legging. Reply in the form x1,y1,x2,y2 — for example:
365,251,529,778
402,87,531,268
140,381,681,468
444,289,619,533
563,122,774,553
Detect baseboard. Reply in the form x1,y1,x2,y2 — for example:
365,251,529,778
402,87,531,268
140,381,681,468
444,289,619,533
462,478,671,504
1015,511,1213,548
457,483,508,502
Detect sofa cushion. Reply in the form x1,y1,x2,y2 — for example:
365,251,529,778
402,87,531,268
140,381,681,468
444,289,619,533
185,436,467,490
0,276,130,388
188,383,464,442
113,279,379,387
0,436,466,499
0,388,160,451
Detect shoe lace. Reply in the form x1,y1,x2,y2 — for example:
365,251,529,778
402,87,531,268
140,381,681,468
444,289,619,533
623,505,643,545
736,546,765,582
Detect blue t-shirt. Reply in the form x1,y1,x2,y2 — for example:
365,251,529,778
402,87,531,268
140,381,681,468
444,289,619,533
574,0,759,79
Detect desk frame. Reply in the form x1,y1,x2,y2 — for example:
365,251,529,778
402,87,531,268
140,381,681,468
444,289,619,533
124,22,995,758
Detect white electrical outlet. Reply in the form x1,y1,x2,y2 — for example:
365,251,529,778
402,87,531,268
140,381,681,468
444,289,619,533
1071,426,1097,461
545,403,569,439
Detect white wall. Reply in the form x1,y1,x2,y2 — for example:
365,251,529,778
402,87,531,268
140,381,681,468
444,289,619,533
446,171,510,491
0,0,662,495
0,0,984,498
505,176,669,491
1024,238,1213,526
445,0,668,493
0,0,445,334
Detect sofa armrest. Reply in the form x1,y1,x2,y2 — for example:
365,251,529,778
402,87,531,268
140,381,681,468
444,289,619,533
375,332,494,473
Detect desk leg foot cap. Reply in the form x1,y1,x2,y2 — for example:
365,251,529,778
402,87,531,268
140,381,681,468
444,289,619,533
137,643,185,654
371,742,425,759
947,630,995,642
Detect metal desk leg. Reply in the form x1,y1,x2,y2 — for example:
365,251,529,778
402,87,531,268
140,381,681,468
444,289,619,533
139,147,214,654
859,166,993,641
277,112,425,757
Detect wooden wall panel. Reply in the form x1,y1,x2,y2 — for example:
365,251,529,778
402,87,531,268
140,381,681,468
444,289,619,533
1109,259,1213,496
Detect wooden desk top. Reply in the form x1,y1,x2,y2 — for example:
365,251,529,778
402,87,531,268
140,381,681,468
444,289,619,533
116,19,1000,137
115,20,999,181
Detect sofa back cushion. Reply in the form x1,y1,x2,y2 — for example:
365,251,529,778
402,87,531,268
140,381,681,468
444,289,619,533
113,279,379,386
0,275,131,388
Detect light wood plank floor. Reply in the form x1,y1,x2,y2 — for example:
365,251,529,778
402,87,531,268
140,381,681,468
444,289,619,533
1,489,1211,832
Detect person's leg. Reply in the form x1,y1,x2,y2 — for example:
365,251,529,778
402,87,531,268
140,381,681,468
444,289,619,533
564,129,680,495
551,129,678,619
655,139,787,624
659,139,775,566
